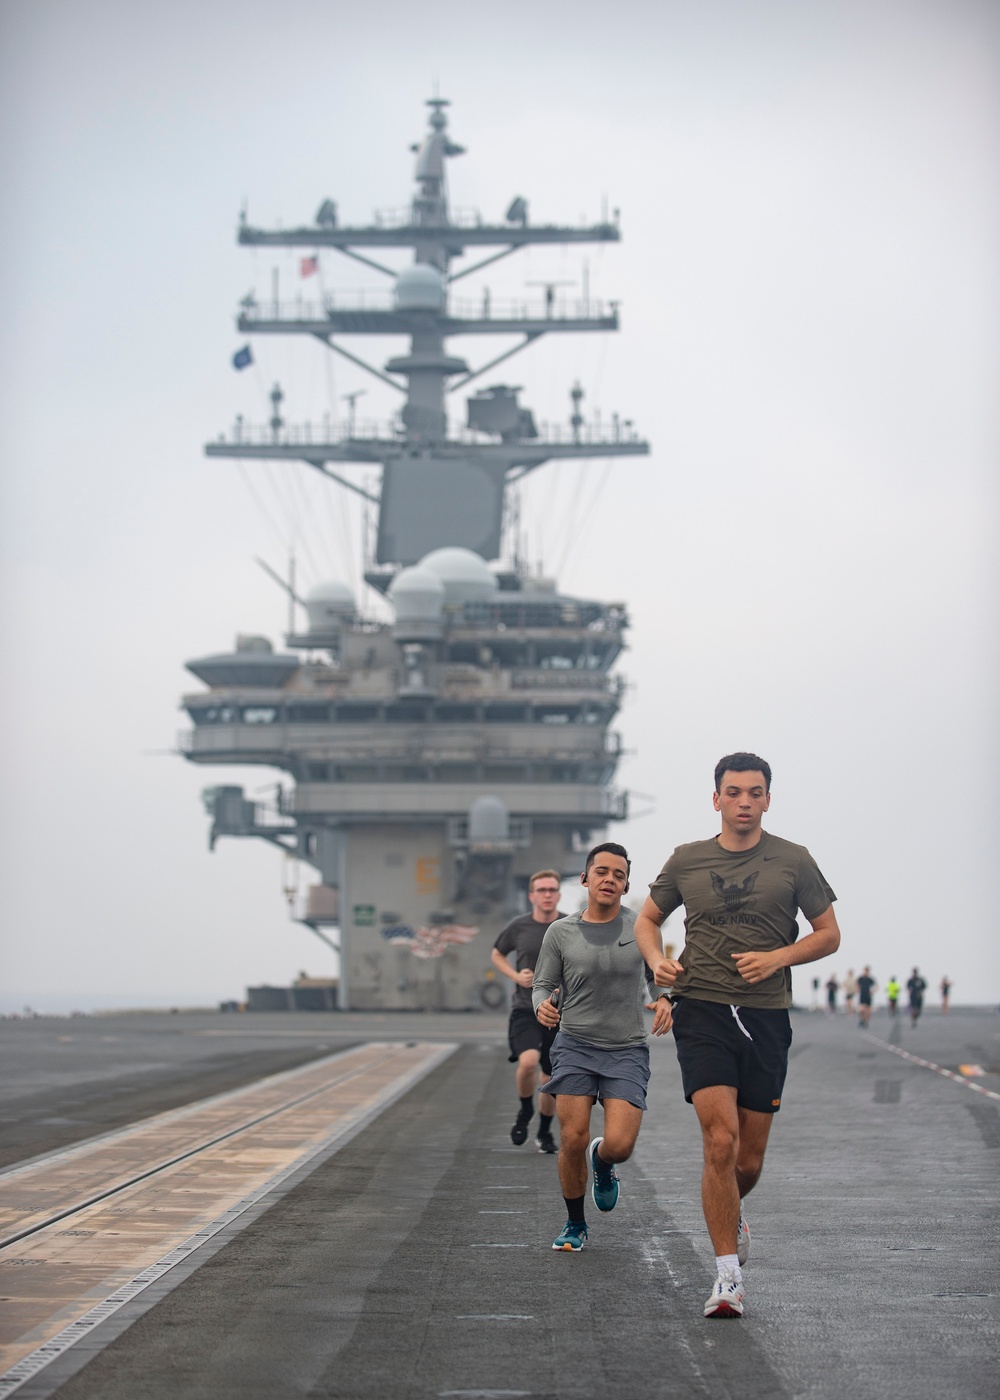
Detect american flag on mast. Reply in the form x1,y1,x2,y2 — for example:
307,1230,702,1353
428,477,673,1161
300,255,319,277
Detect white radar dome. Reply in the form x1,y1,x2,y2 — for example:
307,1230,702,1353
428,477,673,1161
388,565,446,625
469,795,510,844
394,263,446,313
419,547,499,607
305,580,356,633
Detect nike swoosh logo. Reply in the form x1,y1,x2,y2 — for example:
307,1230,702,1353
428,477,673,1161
618,939,635,947
763,856,777,861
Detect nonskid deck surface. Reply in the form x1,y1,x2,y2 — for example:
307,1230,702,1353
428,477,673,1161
0,1010,998,1400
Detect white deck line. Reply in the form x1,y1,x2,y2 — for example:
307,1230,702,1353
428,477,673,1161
863,1031,1000,1102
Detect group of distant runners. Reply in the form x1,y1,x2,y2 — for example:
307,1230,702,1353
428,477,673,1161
491,751,841,1319
825,967,944,1023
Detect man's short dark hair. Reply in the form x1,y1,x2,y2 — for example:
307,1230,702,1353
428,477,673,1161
584,841,631,876
714,752,772,793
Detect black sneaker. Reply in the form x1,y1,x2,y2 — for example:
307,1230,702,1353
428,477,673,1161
511,1111,532,1146
535,1133,558,1154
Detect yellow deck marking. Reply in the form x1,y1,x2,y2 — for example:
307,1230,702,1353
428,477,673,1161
0,1041,454,1386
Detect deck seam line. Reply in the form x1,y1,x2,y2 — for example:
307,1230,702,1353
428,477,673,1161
0,1041,457,1400
0,1041,396,1182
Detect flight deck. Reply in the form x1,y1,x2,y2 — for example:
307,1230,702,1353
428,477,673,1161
1,1007,997,1399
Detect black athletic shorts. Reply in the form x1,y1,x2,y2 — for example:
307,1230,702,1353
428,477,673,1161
508,1006,557,1075
671,998,792,1114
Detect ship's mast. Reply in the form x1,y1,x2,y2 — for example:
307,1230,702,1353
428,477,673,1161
207,97,648,572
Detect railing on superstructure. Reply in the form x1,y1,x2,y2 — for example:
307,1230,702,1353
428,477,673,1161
238,294,617,322
371,205,486,229
210,416,643,449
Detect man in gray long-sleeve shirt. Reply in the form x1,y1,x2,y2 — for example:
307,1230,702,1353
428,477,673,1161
533,842,672,1252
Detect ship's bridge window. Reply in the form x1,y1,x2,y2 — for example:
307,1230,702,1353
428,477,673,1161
340,764,379,781
386,704,429,723
381,764,431,781
579,764,606,783
483,763,526,782
435,704,478,723
533,763,579,782
242,706,277,724
305,762,330,781
286,704,330,723
445,644,480,665
338,704,380,722
436,763,478,781
536,705,579,724
539,654,575,669
196,705,237,724
485,704,528,723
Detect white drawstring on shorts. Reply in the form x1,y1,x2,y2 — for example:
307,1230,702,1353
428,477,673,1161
730,1005,753,1041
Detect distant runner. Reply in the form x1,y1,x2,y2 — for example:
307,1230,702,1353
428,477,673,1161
842,969,857,1016
907,967,927,1027
857,967,877,1028
491,870,565,1152
635,752,840,1319
532,842,671,1252
885,976,901,1018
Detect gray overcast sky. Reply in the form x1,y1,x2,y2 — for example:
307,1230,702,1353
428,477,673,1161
1,0,997,1012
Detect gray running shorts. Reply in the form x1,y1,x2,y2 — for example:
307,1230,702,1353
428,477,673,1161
545,1030,650,1110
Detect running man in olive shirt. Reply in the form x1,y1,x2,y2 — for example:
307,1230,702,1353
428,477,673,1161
634,753,840,1318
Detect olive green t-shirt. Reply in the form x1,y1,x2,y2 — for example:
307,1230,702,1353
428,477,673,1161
648,830,836,1009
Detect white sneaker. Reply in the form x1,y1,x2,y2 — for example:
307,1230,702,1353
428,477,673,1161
704,1269,745,1318
737,1207,750,1265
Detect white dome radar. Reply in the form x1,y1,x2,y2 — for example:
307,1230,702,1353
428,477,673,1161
419,547,499,608
305,580,356,634
394,263,446,313
469,795,511,845
389,564,446,640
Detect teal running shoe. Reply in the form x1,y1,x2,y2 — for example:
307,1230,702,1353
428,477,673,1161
552,1220,588,1251
589,1136,620,1212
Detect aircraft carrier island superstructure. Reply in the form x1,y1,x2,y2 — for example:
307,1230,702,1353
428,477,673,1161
181,99,649,1010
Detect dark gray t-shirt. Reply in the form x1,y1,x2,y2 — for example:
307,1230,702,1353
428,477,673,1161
531,907,659,1049
494,911,564,1010
648,830,836,1009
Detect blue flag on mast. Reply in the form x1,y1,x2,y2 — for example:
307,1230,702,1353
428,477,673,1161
232,345,253,370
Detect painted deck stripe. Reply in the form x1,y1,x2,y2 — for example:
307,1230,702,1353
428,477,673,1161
863,1032,1000,1102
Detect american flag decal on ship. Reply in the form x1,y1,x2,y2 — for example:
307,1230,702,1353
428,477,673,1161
381,923,480,958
